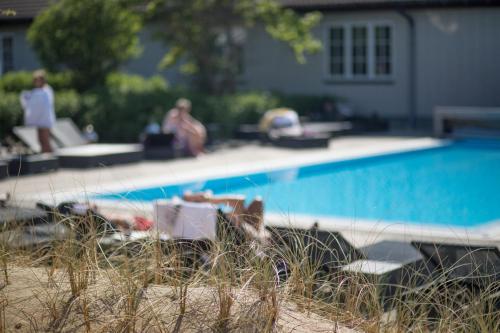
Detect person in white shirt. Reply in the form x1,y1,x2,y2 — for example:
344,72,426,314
20,70,56,153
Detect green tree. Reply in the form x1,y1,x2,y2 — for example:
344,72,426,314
28,0,142,91
147,0,321,93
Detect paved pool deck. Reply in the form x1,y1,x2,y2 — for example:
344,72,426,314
1,134,499,247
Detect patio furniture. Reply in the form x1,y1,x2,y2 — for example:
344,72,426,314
235,124,261,140
0,160,7,180
56,144,144,168
14,119,143,168
259,109,346,148
0,205,49,230
2,222,69,250
307,228,364,270
236,121,353,142
269,134,330,149
411,241,500,314
36,201,118,236
142,133,176,159
12,126,60,153
7,154,59,175
51,118,144,168
411,241,500,290
51,118,90,147
434,106,500,138
303,121,353,137
346,240,436,309
268,226,362,272
4,128,59,176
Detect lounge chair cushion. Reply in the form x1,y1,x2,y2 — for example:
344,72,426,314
13,126,60,153
51,118,89,147
56,144,143,168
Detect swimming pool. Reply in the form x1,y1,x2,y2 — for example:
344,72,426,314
96,139,500,228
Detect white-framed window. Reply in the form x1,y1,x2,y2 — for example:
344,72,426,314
0,34,14,75
326,23,393,80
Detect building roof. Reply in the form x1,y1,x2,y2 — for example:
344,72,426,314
0,0,51,21
0,0,498,22
282,0,500,10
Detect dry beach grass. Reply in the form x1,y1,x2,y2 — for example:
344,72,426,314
0,213,498,333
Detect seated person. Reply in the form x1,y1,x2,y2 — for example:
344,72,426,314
179,191,269,245
162,98,206,156
259,108,303,139
37,201,153,235
182,191,263,230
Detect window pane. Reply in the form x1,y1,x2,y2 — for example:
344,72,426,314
329,27,344,75
351,26,367,75
375,26,391,76
2,37,14,74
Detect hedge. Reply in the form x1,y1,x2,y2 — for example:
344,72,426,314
0,71,75,92
0,71,337,142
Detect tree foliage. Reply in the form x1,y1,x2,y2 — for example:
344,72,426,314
147,0,322,93
27,0,142,91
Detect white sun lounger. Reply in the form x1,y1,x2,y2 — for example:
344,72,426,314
14,119,143,168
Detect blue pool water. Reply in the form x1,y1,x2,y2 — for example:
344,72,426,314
96,140,500,228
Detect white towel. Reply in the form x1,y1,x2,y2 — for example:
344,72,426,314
154,198,217,240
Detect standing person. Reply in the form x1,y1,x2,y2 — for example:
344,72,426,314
20,70,56,153
162,98,206,156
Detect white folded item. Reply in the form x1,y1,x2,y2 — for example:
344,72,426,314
154,198,218,240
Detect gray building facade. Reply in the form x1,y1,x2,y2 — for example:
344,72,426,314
241,4,500,124
1,0,499,125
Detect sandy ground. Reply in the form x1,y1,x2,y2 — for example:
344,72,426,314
2,265,360,332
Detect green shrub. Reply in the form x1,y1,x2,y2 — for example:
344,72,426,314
105,72,168,93
47,72,75,91
228,92,280,124
55,90,83,120
0,71,75,92
0,71,31,92
0,92,23,139
83,73,170,142
204,92,279,135
81,87,282,141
